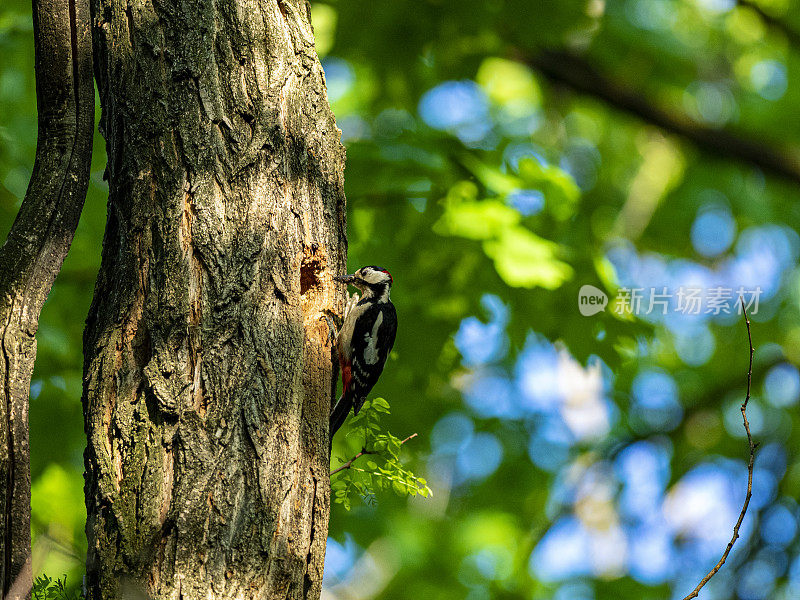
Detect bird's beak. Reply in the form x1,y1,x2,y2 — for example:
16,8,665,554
334,273,356,284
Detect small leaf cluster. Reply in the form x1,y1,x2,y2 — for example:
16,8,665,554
32,575,83,600
331,398,432,510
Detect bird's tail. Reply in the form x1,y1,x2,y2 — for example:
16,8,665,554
329,393,351,439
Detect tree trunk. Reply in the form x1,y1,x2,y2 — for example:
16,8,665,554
0,0,94,596
82,0,346,598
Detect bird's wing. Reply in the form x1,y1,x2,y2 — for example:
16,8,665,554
349,303,397,414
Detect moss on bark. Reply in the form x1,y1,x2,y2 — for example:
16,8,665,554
83,0,346,597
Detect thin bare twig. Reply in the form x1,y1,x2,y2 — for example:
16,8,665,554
330,433,418,476
680,298,757,600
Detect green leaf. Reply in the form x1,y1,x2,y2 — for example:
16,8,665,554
482,226,573,289
461,154,522,196
434,196,520,241
476,57,541,107
517,157,580,220
331,395,429,509
372,397,390,410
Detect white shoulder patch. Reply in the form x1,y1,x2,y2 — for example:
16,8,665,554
363,311,384,365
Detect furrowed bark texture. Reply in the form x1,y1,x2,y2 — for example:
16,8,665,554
83,0,346,598
0,0,94,596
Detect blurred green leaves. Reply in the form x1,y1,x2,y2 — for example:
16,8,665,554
4,0,800,597
30,464,86,593
310,3,337,58
476,58,542,109
516,158,580,220
433,182,518,240
482,227,572,289
433,178,573,289
31,464,84,540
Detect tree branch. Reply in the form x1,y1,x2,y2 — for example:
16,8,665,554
680,298,757,600
0,0,94,595
330,433,418,476
738,0,800,49
524,49,800,185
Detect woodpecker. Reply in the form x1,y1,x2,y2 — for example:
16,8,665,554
330,265,397,438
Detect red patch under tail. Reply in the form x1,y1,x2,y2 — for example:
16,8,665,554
341,360,352,396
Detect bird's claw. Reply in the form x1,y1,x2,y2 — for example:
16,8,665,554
321,311,339,342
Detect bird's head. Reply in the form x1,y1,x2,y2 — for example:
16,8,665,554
335,265,393,300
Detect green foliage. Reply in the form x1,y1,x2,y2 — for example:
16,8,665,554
432,179,574,289
331,398,431,511
31,464,85,540
32,575,83,600
4,0,800,597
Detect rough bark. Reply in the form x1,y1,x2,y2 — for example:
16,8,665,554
0,0,94,596
83,0,346,598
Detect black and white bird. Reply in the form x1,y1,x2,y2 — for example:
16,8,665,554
330,266,397,438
